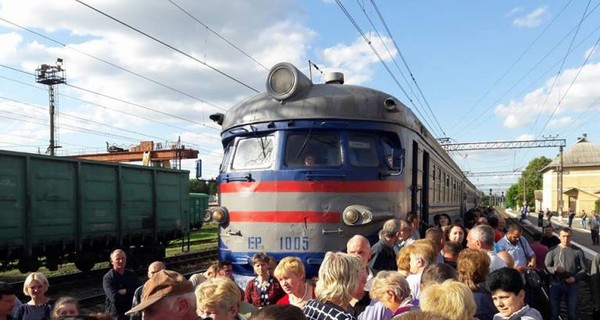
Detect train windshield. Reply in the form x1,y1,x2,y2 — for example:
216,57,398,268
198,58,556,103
348,135,379,167
230,135,275,170
285,133,341,167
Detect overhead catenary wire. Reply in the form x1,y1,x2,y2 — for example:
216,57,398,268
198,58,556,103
74,0,259,93
167,0,269,71
0,16,226,113
333,0,441,137
368,0,446,137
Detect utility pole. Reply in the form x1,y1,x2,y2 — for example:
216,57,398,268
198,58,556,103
558,145,564,216
35,58,66,156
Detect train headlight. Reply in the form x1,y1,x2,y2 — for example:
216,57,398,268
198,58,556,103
204,207,229,225
212,207,229,224
266,62,312,101
343,205,374,225
344,208,360,225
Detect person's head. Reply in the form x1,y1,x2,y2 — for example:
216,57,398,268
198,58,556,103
543,225,554,237
52,296,80,318
559,228,572,247
504,224,522,244
204,263,219,279
407,240,436,274
217,261,234,279
125,270,196,320
487,215,499,229
434,214,451,227
369,271,411,312
346,235,372,264
110,249,127,272
406,213,419,230
274,256,306,295
442,241,463,262
497,216,506,230
381,219,402,243
147,261,166,279
497,251,515,269
251,253,270,277
398,220,413,242
195,277,241,320
457,248,490,291
23,272,49,298
486,268,526,318
248,304,306,320
304,154,315,166
445,224,466,244
396,245,413,275
466,224,495,250
315,252,365,307
0,282,16,317
420,263,458,290
267,256,278,275
420,280,476,320
425,227,444,251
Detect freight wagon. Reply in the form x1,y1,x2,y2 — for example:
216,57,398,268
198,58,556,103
0,149,190,273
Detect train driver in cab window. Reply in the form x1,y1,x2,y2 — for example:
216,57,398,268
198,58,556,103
304,154,315,166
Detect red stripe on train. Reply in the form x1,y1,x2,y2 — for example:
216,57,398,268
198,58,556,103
229,211,341,223
220,180,404,193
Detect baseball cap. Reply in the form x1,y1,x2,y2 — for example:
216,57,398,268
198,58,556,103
124,269,194,315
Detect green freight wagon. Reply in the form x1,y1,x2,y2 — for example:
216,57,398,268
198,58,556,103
0,149,190,273
189,193,209,229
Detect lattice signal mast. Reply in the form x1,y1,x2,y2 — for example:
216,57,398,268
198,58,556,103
35,58,66,156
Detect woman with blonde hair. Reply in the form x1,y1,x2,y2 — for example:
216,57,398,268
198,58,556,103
420,280,477,320
274,256,314,308
51,296,79,319
302,252,366,320
196,277,245,320
369,271,414,318
457,249,496,320
15,272,54,320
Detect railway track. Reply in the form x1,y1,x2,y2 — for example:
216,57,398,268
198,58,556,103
10,248,218,313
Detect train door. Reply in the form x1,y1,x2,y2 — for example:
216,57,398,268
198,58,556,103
410,141,423,226
421,151,430,236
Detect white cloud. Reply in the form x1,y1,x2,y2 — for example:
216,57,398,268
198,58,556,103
495,62,600,129
584,45,598,60
319,35,396,84
513,6,550,28
506,7,524,17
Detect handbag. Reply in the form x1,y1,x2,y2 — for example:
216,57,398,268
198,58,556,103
524,269,543,289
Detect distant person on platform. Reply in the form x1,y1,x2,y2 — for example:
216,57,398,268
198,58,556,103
537,210,544,227
544,227,586,320
591,211,600,245
568,210,575,228
103,249,140,320
520,203,528,221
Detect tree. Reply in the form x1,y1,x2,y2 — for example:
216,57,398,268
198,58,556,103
189,179,217,195
508,156,552,209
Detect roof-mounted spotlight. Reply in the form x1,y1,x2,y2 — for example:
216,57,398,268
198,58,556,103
266,62,312,101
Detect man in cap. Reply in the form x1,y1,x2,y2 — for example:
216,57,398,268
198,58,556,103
125,269,198,320
129,261,166,320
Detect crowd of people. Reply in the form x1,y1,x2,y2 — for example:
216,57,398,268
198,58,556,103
1,207,600,320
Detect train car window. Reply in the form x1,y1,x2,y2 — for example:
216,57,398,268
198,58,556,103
285,133,341,167
382,138,403,171
231,136,275,170
348,136,378,167
220,143,234,172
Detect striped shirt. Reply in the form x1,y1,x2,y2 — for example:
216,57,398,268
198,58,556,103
303,299,357,320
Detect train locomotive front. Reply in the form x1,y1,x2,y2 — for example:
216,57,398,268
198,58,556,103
207,62,417,276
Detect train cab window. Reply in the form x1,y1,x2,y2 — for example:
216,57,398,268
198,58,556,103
285,133,341,167
348,136,378,167
382,138,403,171
220,142,234,172
231,136,275,170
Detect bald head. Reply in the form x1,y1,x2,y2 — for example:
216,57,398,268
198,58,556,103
347,235,372,264
147,261,166,278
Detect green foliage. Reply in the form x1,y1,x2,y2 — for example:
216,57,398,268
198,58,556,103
189,179,217,194
507,156,552,209
596,199,600,213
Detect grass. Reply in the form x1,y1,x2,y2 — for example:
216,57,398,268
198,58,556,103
0,224,219,282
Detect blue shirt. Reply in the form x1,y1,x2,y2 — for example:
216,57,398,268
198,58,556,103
496,236,534,267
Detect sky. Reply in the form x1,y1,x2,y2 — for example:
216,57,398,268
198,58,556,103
1,0,599,195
